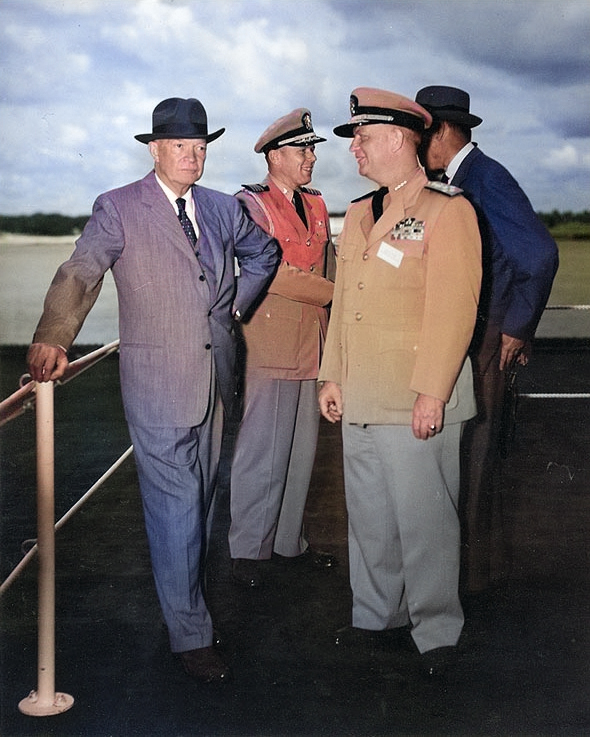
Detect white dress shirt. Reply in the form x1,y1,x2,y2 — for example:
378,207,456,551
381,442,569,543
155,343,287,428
446,142,475,183
155,173,200,238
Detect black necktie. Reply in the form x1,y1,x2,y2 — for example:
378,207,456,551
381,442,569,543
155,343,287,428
292,190,308,228
440,173,449,184
371,187,388,223
176,197,197,248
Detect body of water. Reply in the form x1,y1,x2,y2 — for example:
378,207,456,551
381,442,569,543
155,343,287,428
1,231,588,346
1,235,118,345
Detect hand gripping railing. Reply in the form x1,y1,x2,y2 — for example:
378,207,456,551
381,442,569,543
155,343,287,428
0,340,133,717
0,340,122,426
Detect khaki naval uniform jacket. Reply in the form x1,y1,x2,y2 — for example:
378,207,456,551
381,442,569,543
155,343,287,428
237,177,334,380
318,168,481,425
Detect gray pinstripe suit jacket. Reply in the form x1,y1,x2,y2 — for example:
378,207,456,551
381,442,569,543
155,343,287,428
33,171,278,427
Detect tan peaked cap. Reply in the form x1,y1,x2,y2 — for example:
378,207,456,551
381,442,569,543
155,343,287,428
254,108,327,153
333,87,432,137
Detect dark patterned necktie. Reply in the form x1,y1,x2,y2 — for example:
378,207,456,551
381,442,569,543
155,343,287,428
371,187,389,223
176,197,197,248
292,190,308,228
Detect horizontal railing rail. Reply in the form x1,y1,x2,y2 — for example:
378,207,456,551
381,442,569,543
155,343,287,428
0,445,134,596
0,340,121,427
544,304,590,310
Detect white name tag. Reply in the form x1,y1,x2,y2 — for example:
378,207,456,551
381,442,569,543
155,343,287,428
377,241,404,268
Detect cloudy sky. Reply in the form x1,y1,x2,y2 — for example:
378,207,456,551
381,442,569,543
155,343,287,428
1,0,589,217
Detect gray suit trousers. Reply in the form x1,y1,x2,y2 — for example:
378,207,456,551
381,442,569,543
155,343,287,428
229,376,320,559
342,421,464,654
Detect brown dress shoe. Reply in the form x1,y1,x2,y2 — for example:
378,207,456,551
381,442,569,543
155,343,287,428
232,558,264,588
178,646,231,683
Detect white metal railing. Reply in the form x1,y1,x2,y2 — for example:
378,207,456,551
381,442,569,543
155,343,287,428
17,381,75,716
0,340,133,717
544,305,590,310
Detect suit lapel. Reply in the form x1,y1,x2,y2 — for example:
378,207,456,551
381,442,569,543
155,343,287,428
367,195,406,248
140,172,197,263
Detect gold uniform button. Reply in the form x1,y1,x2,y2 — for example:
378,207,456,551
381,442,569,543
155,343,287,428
358,282,365,290
362,253,369,261
355,312,362,321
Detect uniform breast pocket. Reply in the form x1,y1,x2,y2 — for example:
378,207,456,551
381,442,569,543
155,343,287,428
390,239,425,290
313,222,328,244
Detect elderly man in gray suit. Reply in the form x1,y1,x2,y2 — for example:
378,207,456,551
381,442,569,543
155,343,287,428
27,97,279,683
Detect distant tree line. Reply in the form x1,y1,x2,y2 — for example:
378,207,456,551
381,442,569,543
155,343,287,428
1,210,589,237
539,210,590,228
538,210,590,239
0,213,89,236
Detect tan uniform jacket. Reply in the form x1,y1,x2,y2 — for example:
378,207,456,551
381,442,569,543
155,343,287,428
237,177,334,380
318,168,482,425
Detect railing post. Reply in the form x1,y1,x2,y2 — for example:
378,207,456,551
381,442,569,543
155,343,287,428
18,380,74,717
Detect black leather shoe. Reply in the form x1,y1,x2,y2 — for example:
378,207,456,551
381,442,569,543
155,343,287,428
420,646,458,678
232,558,264,588
307,548,338,568
334,624,412,652
179,646,231,683
334,625,378,648
273,547,338,568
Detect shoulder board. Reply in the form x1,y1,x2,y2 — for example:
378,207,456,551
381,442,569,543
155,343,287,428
299,186,322,196
351,189,379,203
424,181,464,197
241,183,270,193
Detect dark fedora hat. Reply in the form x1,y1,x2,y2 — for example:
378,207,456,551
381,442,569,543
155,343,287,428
135,97,225,144
415,86,482,128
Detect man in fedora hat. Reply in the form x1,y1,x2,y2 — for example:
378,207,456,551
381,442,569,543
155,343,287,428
228,108,336,589
27,97,278,682
415,85,558,593
318,88,481,677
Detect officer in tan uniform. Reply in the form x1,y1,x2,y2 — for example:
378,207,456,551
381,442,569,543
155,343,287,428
318,88,481,676
230,109,336,588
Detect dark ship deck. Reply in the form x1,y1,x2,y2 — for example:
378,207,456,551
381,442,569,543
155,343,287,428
1,342,589,737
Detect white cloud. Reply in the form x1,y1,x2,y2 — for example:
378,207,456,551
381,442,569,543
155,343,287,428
0,0,588,215
57,124,88,148
545,144,580,170
544,143,590,172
